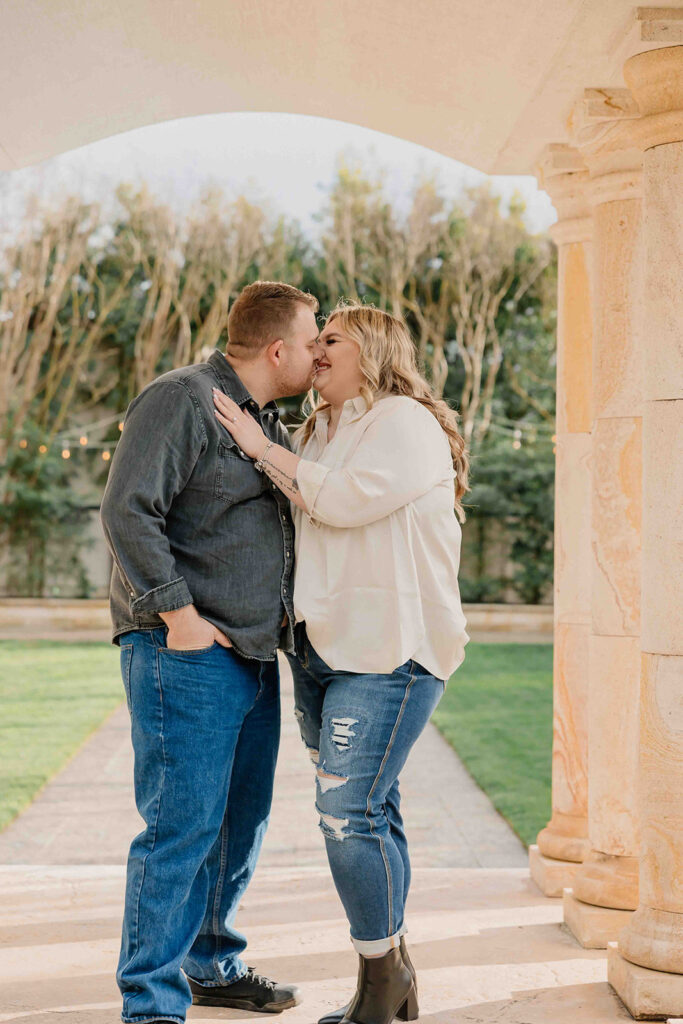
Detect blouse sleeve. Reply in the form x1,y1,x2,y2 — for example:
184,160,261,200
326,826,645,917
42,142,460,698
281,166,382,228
296,400,452,528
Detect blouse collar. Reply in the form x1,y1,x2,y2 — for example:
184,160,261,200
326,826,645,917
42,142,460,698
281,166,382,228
313,394,368,443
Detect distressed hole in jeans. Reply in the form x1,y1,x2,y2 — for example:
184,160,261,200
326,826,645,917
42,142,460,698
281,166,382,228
307,747,320,767
294,706,305,722
316,764,348,793
330,716,358,751
318,809,350,841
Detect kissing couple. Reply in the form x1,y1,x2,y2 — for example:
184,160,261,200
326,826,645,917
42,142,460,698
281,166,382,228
101,280,470,1024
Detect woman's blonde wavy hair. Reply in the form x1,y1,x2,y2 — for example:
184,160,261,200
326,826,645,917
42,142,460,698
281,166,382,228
295,302,470,522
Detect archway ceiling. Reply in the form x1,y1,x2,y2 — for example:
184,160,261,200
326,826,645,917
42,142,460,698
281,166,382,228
0,1,679,175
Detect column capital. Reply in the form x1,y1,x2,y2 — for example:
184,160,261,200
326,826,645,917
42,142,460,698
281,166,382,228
568,89,643,205
624,45,683,150
536,144,592,245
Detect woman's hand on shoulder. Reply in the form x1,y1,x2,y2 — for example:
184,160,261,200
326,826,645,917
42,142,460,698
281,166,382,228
212,389,267,460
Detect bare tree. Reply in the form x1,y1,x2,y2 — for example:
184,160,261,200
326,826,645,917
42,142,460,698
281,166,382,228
322,164,447,378
113,187,299,397
441,187,551,444
0,197,136,472
320,169,551,443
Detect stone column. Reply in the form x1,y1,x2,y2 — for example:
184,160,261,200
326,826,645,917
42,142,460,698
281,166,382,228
562,88,644,949
608,43,683,1021
529,144,591,898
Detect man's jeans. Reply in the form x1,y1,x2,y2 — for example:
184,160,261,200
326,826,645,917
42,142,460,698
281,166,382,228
117,627,280,1024
285,625,444,956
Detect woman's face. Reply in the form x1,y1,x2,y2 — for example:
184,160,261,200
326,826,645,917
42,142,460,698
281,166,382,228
313,318,365,404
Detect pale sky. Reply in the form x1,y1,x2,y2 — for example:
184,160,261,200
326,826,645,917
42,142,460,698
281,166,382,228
0,112,557,243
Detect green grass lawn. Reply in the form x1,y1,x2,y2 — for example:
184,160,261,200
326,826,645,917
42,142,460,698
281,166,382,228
0,640,122,832
433,643,553,847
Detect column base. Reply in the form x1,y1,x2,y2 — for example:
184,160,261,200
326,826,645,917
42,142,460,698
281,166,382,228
573,849,639,910
529,844,583,898
609,942,683,1020
537,813,589,863
563,887,633,948
619,906,683,975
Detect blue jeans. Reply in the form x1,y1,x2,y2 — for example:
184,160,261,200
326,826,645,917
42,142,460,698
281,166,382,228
117,627,280,1024
285,624,444,956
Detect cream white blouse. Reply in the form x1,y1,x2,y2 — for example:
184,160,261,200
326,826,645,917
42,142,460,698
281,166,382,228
293,393,469,680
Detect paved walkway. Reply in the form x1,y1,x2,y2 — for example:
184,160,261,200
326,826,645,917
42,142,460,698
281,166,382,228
0,658,630,1023
0,659,526,869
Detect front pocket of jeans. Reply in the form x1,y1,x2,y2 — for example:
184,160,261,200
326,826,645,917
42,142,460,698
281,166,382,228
160,641,220,656
214,442,266,506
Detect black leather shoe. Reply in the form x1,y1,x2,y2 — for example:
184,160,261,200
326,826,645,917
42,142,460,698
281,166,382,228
189,968,301,1013
319,937,418,1024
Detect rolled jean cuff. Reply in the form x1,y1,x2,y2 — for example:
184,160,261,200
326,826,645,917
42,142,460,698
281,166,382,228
121,1016,184,1024
351,931,401,956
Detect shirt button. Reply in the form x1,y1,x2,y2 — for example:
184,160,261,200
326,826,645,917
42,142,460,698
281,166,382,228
281,513,286,520
286,550,291,557
283,587,288,595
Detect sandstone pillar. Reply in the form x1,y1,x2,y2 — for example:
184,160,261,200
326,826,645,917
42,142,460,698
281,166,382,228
607,44,683,1021
529,144,591,898
562,88,644,948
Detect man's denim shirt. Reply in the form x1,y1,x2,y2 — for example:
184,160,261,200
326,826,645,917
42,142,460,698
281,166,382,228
100,350,295,661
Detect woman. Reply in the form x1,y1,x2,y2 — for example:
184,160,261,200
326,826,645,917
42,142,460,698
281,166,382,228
213,303,469,1024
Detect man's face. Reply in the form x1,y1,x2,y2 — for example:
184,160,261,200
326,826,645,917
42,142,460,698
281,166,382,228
274,304,320,398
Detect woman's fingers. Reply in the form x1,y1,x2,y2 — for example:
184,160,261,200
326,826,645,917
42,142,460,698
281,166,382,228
211,388,266,460
214,410,234,431
213,388,239,417
212,389,244,434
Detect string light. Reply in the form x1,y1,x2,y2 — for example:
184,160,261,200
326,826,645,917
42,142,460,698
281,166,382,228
26,410,128,462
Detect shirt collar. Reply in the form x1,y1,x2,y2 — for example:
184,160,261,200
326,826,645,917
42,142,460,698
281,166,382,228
208,349,279,420
313,394,368,441
345,395,368,419
337,394,368,428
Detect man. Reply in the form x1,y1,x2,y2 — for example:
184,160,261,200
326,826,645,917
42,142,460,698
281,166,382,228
100,281,320,1024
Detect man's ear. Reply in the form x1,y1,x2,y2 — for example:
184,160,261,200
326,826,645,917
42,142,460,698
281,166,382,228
266,338,285,367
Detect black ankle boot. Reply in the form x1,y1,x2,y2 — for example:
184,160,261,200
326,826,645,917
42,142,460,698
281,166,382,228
396,937,418,1018
318,938,418,1024
340,946,417,1024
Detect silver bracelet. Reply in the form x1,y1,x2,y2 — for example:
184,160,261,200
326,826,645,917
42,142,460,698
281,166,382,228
254,440,274,473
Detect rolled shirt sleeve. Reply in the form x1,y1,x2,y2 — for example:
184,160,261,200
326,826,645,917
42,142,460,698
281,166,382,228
100,381,205,615
296,399,451,528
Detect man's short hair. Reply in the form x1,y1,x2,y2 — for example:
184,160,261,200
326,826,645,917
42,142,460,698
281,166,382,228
227,281,319,357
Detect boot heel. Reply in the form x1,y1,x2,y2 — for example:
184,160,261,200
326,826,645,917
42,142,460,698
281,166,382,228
396,984,419,1021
